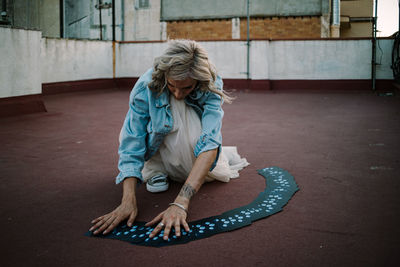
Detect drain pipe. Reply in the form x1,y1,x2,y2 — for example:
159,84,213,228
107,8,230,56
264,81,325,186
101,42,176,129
331,0,340,37
372,0,377,91
112,0,116,79
246,0,250,79
121,0,124,41
59,0,63,38
112,0,115,41
99,0,103,40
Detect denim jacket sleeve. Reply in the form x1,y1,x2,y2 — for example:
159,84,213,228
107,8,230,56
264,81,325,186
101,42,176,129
115,81,150,184
193,76,224,171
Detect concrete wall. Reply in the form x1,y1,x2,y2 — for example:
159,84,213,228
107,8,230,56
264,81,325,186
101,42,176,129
116,39,394,80
0,27,42,98
341,22,372,38
3,0,60,38
341,0,373,38
117,41,247,78
0,27,113,99
341,0,373,17
41,38,113,83
117,41,168,77
266,39,392,80
161,0,328,20
261,39,392,80
64,0,123,41
269,40,368,79
124,0,161,41
39,0,60,38
0,26,394,99
200,41,248,79
12,0,41,30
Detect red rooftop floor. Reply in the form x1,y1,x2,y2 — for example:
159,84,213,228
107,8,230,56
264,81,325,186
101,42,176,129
1,88,399,266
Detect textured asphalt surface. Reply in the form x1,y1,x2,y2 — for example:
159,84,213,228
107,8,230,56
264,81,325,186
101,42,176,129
1,88,399,266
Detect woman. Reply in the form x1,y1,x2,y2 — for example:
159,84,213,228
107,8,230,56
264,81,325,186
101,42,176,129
90,40,248,241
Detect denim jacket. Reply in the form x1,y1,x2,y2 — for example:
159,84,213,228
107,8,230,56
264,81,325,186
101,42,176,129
116,68,224,184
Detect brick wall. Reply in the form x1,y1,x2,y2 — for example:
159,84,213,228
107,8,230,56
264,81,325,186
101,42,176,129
167,19,232,40
166,16,322,40
241,16,321,39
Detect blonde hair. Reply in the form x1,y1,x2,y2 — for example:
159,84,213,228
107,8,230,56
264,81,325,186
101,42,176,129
148,39,233,103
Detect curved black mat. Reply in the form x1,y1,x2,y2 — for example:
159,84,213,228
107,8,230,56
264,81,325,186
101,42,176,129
85,166,299,247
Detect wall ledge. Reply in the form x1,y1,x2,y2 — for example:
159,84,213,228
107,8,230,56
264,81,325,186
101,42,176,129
118,36,394,44
42,78,139,95
2,78,395,118
224,79,396,92
0,94,47,118
42,79,118,95
43,77,397,94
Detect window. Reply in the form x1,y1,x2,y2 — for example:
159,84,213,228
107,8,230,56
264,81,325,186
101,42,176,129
137,0,149,9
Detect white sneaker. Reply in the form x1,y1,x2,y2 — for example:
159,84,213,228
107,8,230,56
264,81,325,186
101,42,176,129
146,174,169,193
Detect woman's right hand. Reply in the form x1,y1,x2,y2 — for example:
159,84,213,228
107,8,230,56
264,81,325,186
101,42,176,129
89,201,138,235
90,177,139,235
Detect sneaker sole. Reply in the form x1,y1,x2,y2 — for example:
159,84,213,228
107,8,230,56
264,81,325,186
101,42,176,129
146,183,169,193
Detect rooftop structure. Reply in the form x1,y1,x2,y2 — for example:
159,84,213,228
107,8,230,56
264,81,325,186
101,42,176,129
0,0,376,40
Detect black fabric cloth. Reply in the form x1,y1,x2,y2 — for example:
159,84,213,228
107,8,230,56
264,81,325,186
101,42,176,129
85,166,299,247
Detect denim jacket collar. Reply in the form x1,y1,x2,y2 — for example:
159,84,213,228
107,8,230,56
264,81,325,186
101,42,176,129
155,90,170,108
188,89,205,100
155,87,206,108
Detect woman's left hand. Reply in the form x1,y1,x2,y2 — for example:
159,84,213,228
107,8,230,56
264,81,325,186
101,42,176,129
145,205,190,240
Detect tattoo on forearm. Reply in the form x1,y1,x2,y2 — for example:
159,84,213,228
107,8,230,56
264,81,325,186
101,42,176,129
179,184,197,200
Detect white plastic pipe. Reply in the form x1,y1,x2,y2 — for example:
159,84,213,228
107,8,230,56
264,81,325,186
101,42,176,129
332,0,340,26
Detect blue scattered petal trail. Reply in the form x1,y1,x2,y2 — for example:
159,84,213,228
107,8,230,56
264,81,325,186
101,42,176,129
85,166,299,247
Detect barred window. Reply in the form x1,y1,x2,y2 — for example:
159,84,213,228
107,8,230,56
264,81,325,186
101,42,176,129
138,0,149,8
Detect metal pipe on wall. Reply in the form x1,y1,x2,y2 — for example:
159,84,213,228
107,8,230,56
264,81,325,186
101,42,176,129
332,0,340,26
121,0,124,41
246,0,250,80
99,0,103,40
112,0,115,41
27,0,30,29
372,0,378,91
112,0,116,78
59,0,64,38
331,0,340,37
